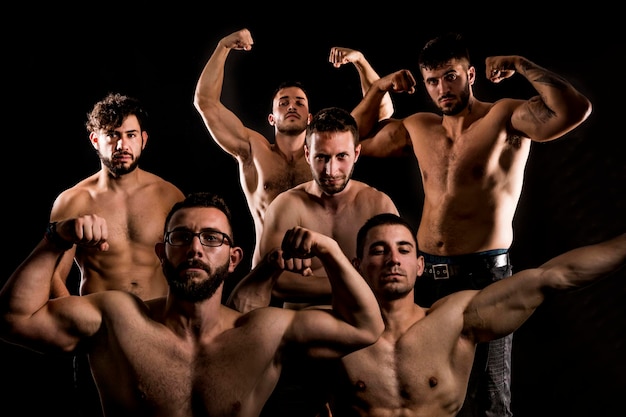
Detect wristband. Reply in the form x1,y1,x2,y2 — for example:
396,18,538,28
44,222,74,251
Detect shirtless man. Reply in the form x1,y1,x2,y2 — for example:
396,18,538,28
351,32,592,416
228,107,399,311
225,106,397,417
193,28,393,267
0,191,384,417
50,92,185,299
48,92,185,417
327,213,625,417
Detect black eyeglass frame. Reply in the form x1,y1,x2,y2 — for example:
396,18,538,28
164,229,233,248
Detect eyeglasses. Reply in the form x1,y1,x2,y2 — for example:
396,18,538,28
165,229,232,248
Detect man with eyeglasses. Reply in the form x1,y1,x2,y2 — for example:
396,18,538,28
0,191,384,417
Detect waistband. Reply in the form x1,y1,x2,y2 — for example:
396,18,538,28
421,250,510,280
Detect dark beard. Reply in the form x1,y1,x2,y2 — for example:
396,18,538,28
162,259,229,302
99,151,140,177
315,164,355,195
440,83,471,116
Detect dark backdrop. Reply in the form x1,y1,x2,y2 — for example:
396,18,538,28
2,6,625,417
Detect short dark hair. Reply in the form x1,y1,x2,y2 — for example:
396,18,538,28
272,80,309,102
86,92,148,133
305,107,358,147
356,213,418,258
164,192,234,243
418,32,470,71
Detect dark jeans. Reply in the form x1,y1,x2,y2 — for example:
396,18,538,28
416,249,514,417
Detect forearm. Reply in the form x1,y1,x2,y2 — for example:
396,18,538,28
226,255,282,313
193,41,230,111
1,239,64,322
352,78,392,140
272,270,332,302
542,233,626,290
318,249,382,330
352,56,394,120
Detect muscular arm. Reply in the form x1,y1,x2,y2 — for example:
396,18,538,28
257,194,332,303
351,70,416,157
0,216,109,353
465,232,626,343
486,55,592,142
193,28,263,159
283,227,384,357
226,249,284,313
329,47,394,120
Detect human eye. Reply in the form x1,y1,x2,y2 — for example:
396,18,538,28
200,231,222,245
445,73,458,82
369,245,386,256
169,230,191,245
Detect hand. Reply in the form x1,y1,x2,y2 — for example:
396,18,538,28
221,28,254,51
279,226,321,276
382,70,416,94
56,215,109,252
485,55,518,83
328,47,363,68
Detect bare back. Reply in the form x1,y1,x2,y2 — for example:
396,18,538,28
406,99,531,255
50,169,184,299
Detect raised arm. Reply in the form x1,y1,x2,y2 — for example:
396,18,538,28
257,193,333,304
226,248,285,313
486,55,592,142
465,232,626,342
193,28,265,157
0,215,109,353
329,47,394,120
351,69,416,157
283,227,384,356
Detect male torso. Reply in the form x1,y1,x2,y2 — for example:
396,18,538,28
332,292,477,417
406,99,531,256
88,294,289,417
242,140,312,266
51,169,183,299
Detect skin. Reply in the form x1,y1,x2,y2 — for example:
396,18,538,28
352,55,592,256
194,28,393,267
0,207,384,417
327,220,626,417
228,128,398,310
49,114,185,299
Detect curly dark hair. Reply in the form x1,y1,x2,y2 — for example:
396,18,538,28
86,92,149,133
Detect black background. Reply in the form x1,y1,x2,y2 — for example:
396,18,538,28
2,5,625,416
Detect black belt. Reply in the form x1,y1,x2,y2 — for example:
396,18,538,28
423,252,510,280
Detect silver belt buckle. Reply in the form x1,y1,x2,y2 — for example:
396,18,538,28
433,264,450,280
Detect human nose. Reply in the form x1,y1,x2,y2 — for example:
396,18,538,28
385,249,401,265
115,135,130,150
186,234,205,253
324,159,335,175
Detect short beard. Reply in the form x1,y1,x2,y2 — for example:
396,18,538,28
276,121,307,136
440,82,471,116
99,151,140,177
162,259,229,302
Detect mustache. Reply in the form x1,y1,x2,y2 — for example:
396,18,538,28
177,259,210,273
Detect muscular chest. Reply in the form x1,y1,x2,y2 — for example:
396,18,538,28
260,157,312,198
91,193,166,244
413,122,525,189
